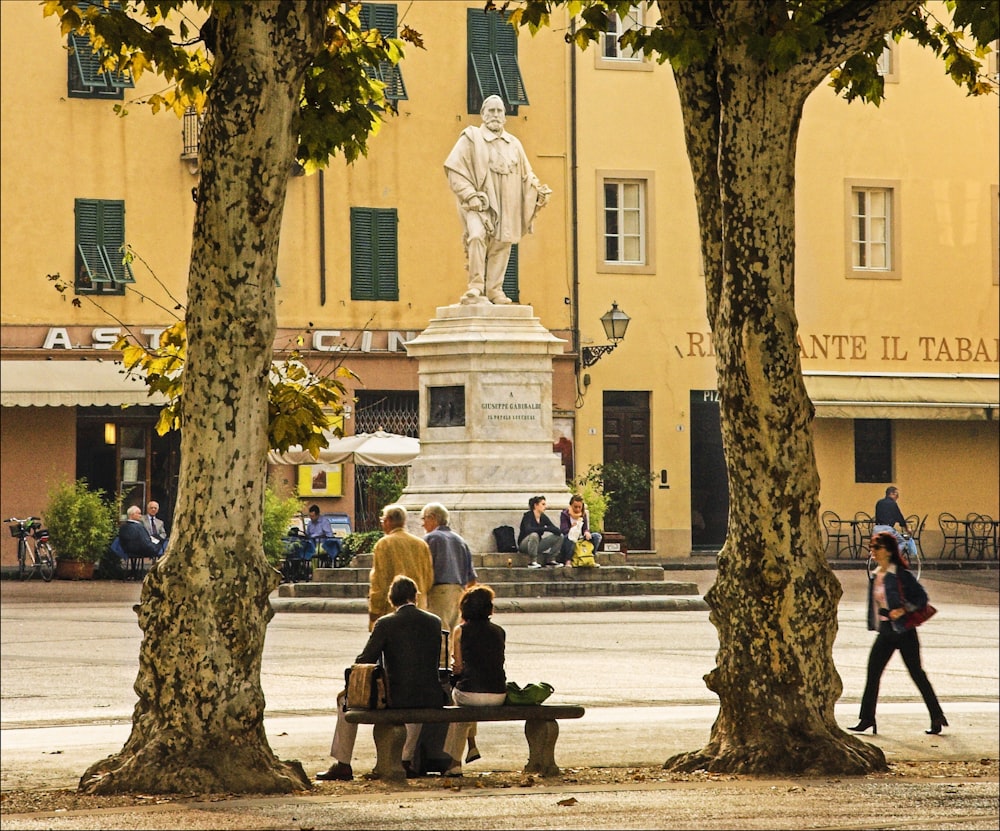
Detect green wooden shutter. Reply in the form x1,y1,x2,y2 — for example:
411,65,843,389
100,201,134,284
68,26,134,97
468,10,502,113
351,208,376,300
76,199,111,285
351,208,398,301
76,199,133,290
374,209,399,300
467,10,527,113
360,4,407,101
502,243,519,302
69,33,109,88
492,14,528,106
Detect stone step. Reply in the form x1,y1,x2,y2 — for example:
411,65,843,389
277,578,699,600
309,564,666,585
346,551,629,569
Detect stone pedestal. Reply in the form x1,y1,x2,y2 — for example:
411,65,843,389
401,304,572,552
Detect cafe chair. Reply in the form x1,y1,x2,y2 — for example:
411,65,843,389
852,511,874,559
821,510,853,559
904,514,927,559
937,512,964,559
966,514,994,561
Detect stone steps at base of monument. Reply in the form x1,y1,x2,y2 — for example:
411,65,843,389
277,578,698,600
347,551,629,569
309,564,666,585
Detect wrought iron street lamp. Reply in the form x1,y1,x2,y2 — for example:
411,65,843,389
581,302,630,368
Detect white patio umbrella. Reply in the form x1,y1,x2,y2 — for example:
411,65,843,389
267,430,419,467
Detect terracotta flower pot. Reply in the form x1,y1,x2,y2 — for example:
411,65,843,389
55,559,96,581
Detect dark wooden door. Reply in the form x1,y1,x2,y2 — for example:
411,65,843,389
602,391,651,550
690,390,729,550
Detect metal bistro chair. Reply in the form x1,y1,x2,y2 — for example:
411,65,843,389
821,510,854,559
937,512,965,559
852,511,874,559
280,532,315,583
904,513,927,560
966,513,994,561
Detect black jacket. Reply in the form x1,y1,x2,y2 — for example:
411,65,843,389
358,604,446,708
118,519,159,559
866,566,928,632
517,511,561,545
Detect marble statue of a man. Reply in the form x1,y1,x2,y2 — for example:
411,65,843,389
444,95,551,305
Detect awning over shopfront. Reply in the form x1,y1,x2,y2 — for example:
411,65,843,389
0,360,167,407
804,371,999,420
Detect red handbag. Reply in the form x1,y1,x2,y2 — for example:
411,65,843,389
903,603,937,629
897,575,937,629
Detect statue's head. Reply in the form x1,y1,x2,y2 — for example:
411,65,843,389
480,95,506,133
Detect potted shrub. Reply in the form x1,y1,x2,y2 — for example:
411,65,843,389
578,462,655,552
263,486,301,568
44,479,118,580
571,476,609,536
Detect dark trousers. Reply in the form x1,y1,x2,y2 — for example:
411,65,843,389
859,622,943,721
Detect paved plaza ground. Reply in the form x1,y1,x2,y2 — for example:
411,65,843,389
1,567,997,829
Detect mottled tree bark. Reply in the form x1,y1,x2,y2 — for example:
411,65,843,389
660,0,917,774
80,2,325,794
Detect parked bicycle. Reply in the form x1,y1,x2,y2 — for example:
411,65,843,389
6,516,55,582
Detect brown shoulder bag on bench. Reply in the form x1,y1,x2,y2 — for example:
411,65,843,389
345,661,390,710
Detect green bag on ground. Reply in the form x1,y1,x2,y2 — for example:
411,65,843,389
505,681,554,705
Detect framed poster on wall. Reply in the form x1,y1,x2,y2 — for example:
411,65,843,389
297,464,343,497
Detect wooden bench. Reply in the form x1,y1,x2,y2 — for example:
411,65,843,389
344,704,585,781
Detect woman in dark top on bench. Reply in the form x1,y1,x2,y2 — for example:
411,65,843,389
442,585,507,776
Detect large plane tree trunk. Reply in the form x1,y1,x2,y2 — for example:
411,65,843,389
661,0,893,774
80,2,324,794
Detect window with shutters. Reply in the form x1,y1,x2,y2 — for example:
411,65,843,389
467,8,528,115
67,2,135,99
358,4,407,104
75,199,134,295
351,207,399,301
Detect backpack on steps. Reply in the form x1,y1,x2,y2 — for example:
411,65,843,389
492,525,517,553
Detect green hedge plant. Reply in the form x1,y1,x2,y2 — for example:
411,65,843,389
44,479,118,563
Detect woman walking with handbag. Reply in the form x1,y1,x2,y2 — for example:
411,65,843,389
848,531,947,737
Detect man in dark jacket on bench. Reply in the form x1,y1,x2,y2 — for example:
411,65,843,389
316,574,446,782
117,505,160,577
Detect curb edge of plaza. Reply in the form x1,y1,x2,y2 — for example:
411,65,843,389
270,595,713,614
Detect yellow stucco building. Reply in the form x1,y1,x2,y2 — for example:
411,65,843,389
2,2,997,565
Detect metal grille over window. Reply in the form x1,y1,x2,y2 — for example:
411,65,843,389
354,391,418,532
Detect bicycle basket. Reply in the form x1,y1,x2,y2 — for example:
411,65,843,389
8,524,24,537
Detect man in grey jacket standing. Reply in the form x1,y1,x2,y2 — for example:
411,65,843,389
421,502,477,634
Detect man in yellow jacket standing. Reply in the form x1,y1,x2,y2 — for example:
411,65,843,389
368,504,434,631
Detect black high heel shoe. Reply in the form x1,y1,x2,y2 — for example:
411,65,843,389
926,715,948,735
848,719,877,735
